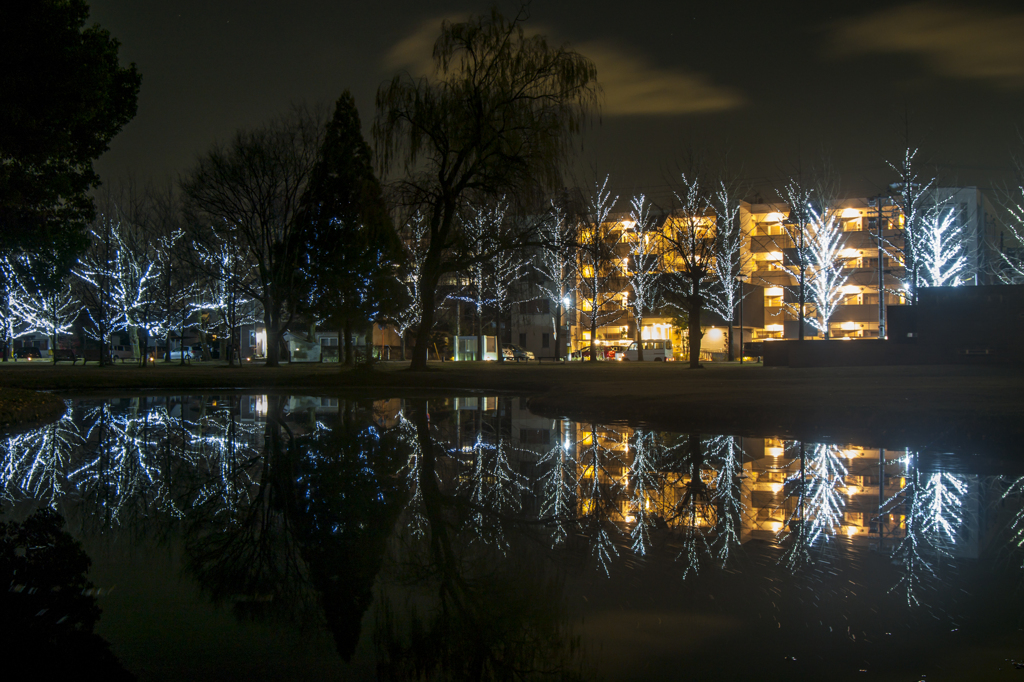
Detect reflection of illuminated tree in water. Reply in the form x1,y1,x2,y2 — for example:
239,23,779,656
575,423,628,575
537,419,576,548
0,509,133,679
780,442,847,572
626,428,663,557
375,399,586,681
0,406,78,505
889,453,967,606
663,434,716,579
708,435,744,566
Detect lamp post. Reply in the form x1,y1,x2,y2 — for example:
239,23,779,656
783,210,806,341
736,274,747,364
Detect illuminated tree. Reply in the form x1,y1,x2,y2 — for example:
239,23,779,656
575,177,627,361
484,203,533,362
625,194,665,361
917,204,968,287
393,213,429,361
373,8,599,370
663,173,719,368
9,271,79,363
706,182,749,359
194,230,261,365
534,201,577,360
798,202,849,339
75,215,156,360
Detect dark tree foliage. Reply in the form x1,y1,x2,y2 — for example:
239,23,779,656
0,0,140,278
374,8,599,370
295,92,405,365
0,508,134,680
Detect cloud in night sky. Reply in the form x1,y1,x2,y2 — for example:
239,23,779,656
834,2,1024,89
385,17,744,116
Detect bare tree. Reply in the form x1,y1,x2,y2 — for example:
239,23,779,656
181,107,324,366
887,148,935,304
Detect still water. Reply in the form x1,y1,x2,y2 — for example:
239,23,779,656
3,393,1024,681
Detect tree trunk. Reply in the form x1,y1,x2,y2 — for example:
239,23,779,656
476,302,483,363
635,312,644,362
553,300,562,361
727,316,734,362
589,312,597,362
410,258,442,371
687,297,703,369
363,322,375,367
264,305,280,367
344,319,354,366
496,304,505,363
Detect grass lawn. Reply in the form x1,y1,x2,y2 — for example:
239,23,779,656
1,358,1022,455
0,386,66,432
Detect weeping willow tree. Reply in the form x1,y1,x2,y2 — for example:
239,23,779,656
373,8,600,370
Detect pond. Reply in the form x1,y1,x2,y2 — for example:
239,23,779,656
2,393,1024,681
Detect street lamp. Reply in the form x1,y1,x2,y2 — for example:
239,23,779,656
783,209,806,341
736,274,747,364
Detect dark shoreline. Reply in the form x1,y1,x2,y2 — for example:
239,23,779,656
1,361,1021,457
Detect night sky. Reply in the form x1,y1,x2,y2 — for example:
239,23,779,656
89,0,1024,203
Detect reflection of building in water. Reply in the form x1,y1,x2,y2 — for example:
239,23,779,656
559,421,989,554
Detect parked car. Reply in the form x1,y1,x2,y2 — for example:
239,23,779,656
503,344,535,362
164,348,194,361
15,347,41,360
110,344,137,362
501,346,515,361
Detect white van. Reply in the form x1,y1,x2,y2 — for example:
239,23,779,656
622,339,673,361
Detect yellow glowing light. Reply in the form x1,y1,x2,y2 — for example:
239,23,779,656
841,321,858,331
845,526,857,536
764,212,785,223
766,324,785,332
765,287,784,297
766,447,784,458
841,285,861,295
767,251,783,261
841,248,860,259
768,482,784,493
841,208,862,219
